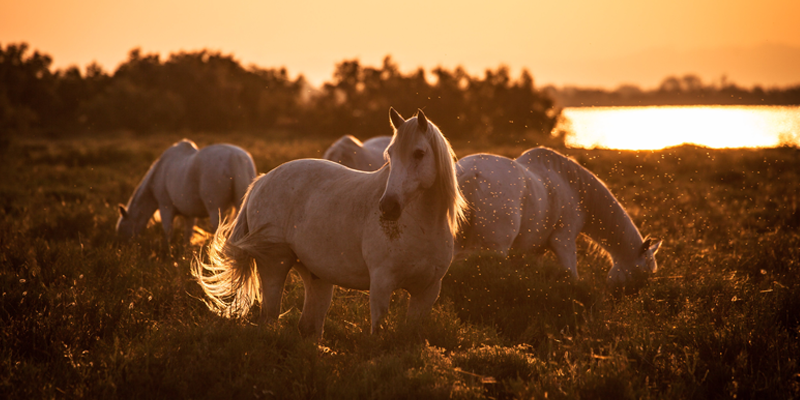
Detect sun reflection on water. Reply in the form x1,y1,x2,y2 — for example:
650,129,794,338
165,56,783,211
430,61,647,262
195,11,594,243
561,106,800,150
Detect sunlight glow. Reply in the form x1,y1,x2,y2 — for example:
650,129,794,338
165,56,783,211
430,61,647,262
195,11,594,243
562,106,800,150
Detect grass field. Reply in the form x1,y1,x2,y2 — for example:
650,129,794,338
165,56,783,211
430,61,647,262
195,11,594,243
1,132,798,399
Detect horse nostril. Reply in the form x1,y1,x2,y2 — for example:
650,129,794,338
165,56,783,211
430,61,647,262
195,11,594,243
379,196,402,221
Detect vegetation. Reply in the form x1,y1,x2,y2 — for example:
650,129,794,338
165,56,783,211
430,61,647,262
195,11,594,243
546,74,800,107
0,43,558,145
2,132,798,399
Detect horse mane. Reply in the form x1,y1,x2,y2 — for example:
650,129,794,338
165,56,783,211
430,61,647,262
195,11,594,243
518,147,643,254
392,113,467,237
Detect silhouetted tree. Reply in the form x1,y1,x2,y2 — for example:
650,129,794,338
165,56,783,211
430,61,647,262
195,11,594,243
0,43,58,133
5,42,800,141
304,57,559,144
82,48,305,133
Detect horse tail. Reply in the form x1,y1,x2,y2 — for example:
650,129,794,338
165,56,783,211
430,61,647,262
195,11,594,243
192,203,260,319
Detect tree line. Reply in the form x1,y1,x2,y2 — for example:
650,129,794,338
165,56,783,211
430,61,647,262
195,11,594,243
546,74,800,107
0,43,559,145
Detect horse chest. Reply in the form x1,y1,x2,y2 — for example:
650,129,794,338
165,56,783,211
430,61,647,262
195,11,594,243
381,229,450,275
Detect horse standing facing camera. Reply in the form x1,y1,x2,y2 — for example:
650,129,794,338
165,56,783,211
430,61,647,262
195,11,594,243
193,108,466,339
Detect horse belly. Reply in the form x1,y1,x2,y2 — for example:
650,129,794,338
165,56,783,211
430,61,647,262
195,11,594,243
290,230,372,290
167,186,210,218
273,170,377,290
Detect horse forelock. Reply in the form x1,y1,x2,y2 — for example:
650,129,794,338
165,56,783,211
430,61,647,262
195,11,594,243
389,116,423,158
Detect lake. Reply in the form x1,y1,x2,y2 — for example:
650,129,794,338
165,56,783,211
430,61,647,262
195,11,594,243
560,105,800,150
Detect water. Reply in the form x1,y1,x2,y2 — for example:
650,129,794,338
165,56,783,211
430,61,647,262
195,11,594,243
561,105,800,150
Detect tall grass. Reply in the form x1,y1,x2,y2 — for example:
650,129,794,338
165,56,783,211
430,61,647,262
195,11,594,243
1,133,798,399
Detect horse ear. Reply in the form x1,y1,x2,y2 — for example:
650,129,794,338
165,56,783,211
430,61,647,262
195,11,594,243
641,237,662,254
390,107,405,130
416,109,428,133
118,204,128,218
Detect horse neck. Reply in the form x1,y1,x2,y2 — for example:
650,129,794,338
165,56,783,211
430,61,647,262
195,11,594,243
574,172,643,263
127,162,162,226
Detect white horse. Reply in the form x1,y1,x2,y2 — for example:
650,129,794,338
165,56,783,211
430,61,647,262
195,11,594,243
192,108,467,339
456,147,661,289
117,139,257,247
322,135,392,171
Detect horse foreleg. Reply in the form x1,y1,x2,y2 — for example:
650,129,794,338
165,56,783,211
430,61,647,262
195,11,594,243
368,277,394,334
407,279,442,326
159,205,176,252
549,231,579,278
295,265,334,340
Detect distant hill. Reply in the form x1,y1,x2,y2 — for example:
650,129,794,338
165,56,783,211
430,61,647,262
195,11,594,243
536,43,800,90
542,45,800,108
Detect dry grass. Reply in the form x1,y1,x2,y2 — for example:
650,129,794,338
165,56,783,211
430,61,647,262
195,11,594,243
1,132,798,399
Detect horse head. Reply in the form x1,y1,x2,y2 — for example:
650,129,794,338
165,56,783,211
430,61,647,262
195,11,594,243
116,204,136,240
380,108,436,220
116,203,149,241
379,108,466,235
608,236,662,292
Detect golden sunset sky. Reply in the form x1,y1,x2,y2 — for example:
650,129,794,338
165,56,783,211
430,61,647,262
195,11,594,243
2,0,799,89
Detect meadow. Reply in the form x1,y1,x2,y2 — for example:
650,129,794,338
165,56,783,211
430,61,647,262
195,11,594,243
1,131,798,399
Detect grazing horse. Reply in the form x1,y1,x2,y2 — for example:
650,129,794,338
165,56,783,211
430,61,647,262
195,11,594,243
117,139,257,247
456,147,661,288
192,108,466,339
323,135,392,171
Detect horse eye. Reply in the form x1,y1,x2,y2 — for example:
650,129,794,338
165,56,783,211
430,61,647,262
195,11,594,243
413,149,425,160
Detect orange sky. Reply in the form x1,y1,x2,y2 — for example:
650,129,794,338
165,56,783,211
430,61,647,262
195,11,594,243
2,0,800,89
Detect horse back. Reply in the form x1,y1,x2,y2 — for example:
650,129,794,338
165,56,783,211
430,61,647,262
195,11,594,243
193,144,256,209
516,147,620,240
323,135,362,168
361,136,391,169
241,159,385,288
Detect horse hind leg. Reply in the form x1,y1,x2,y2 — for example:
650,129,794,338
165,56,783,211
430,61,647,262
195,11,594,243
208,208,222,233
295,264,334,339
183,216,196,246
253,246,295,325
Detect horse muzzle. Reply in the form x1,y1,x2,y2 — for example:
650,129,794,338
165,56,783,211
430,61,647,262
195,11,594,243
607,267,650,296
379,195,403,221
